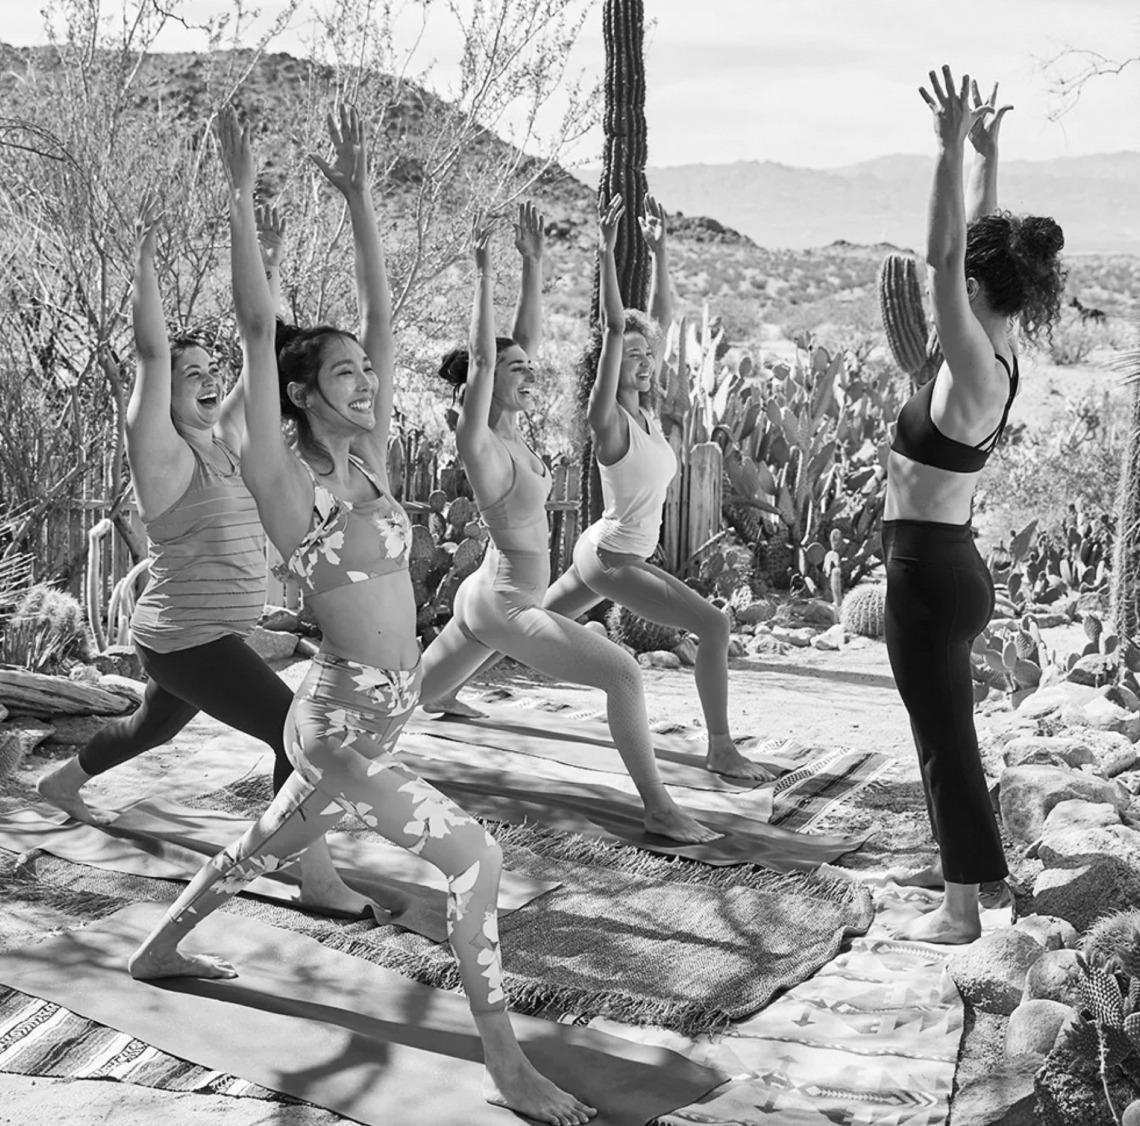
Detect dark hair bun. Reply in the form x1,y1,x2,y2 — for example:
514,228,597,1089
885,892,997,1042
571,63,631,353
275,318,304,356
1015,216,1064,261
438,347,470,387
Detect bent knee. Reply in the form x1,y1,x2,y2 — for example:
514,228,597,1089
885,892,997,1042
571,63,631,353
698,605,731,647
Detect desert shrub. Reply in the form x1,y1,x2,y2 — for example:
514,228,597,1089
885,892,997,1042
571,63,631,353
0,583,93,673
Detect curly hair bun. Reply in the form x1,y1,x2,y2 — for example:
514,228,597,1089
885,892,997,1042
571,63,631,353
1015,216,1065,261
438,347,471,387
274,318,304,356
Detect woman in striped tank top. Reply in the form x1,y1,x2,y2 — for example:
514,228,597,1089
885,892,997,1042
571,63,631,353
35,186,365,914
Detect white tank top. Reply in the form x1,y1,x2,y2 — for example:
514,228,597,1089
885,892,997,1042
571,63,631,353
588,405,678,556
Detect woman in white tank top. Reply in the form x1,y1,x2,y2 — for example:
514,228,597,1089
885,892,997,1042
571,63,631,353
428,194,773,782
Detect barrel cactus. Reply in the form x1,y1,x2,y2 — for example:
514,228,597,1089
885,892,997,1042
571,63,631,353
839,584,887,639
606,604,683,654
0,584,93,672
1083,910,1140,979
879,253,942,388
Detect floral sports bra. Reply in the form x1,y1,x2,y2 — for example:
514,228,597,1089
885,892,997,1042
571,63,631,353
284,455,412,598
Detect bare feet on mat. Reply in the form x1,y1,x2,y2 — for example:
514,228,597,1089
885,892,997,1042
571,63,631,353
421,692,485,719
886,857,944,888
36,762,115,826
483,1064,597,1125
901,903,980,945
128,946,238,980
705,735,778,781
644,804,721,844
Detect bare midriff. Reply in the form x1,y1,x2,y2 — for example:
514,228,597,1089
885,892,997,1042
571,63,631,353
884,452,981,525
306,570,420,671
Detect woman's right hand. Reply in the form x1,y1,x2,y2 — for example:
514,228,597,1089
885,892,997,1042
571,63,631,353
967,80,1013,158
217,107,256,195
134,190,162,258
256,202,287,270
919,65,991,151
599,193,624,253
472,212,494,275
311,104,369,198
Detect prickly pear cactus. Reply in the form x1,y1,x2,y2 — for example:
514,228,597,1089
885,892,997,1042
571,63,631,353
606,604,683,654
839,584,887,639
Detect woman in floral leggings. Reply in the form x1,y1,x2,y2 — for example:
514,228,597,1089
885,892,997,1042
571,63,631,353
127,107,595,1126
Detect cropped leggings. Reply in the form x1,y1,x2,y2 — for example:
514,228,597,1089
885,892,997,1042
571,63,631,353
78,635,294,792
420,544,662,795
155,652,507,1015
883,519,1008,885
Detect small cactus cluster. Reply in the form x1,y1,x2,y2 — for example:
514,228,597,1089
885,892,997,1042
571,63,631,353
878,253,942,387
839,584,886,639
0,583,93,673
606,604,683,654
970,617,1044,705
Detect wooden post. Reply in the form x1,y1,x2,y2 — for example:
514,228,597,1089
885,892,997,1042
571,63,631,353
686,442,722,573
661,428,684,571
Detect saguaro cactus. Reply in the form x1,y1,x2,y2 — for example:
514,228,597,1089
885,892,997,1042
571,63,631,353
879,253,942,388
1112,379,1140,639
577,0,651,529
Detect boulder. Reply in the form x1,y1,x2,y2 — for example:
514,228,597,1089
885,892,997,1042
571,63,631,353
672,637,697,666
1041,799,1122,835
735,600,776,625
1013,914,1079,952
639,650,681,670
1077,730,1140,778
948,929,1045,1015
1108,683,1140,713
260,606,302,633
811,623,845,651
1023,948,1085,1006
1036,824,1140,870
770,626,814,648
950,1056,1040,1126
1002,736,1096,771
244,627,299,662
1032,856,1140,931
746,634,789,656
1118,770,1140,796
1018,683,1101,720
1062,694,1140,741
999,765,1129,845
1067,653,1118,688
790,598,836,626
0,717,55,778
68,663,102,684
1005,999,1075,1058
91,644,144,680
726,636,746,659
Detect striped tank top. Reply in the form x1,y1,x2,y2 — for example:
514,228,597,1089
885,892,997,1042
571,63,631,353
130,438,267,653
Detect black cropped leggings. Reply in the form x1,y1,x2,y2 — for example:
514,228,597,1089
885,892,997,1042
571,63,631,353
883,519,1008,885
77,635,293,792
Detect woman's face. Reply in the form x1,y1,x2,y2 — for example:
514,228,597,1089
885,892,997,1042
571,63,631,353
293,336,379,433
617,332,653,396
492,344,536,414
169,346,223,433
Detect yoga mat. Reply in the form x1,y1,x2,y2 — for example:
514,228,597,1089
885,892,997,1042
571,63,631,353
0,799,559,944
406,705,803,792
0,903,725,1126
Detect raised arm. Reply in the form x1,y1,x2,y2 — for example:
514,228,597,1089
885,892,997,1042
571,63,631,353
965,80,1013,223
219,110,307,544
511,201,545,356
586,194,627,434
640,192,673,373
455,217,497,459
124,193,194,515
921,66,997,398
311,105,395,477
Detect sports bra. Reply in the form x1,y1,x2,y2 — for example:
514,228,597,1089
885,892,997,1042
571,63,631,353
477,439,552,534
891,354,1019,473
284,454,413,598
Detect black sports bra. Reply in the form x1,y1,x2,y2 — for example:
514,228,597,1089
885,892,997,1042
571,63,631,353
891,354,1019,473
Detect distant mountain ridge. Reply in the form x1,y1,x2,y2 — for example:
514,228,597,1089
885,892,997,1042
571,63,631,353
577,153,1140,255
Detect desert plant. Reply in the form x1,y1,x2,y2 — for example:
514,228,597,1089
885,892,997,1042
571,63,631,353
839,584,886,639
0,583,93,673
878,252,942,387
606,603,683,654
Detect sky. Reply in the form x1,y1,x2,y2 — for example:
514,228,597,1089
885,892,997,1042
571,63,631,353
4,0,1139,169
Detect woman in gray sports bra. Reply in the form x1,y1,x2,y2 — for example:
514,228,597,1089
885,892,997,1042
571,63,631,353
884,68,1065,944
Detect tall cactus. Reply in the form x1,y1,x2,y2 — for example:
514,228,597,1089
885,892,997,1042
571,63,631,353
577,0,651,529
1112,378,1140,639
879,253,942,388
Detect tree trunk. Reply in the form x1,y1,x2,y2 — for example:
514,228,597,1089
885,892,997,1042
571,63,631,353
577,0,651,532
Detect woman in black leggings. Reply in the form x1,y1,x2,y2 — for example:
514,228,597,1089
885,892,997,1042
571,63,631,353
885,68,1064,943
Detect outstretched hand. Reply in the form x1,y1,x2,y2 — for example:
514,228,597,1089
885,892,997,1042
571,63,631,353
217,107,256,195
919,65,992,151
256,201,287,269
134,190,163,257
967,80,1013,157
598,193,625,253
472,211,495,275
639,192,667,254
513,200,545,260
311,104,369,197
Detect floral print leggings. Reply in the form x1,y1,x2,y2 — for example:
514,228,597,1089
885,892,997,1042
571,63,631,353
157,651,507,1015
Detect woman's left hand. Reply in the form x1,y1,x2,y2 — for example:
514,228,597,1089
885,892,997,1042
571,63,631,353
919,65,991,151
638,192,667,254
967,80,1014,157
311,104,369,197
256,202,287,269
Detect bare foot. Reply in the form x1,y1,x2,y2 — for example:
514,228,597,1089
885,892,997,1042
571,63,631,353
36,763,115,826
902,903,980,945
422,693,485,719
483,1062,596,1125
886,858,944,888
128,945,238,981
705,736,777,781
644,804,721,844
